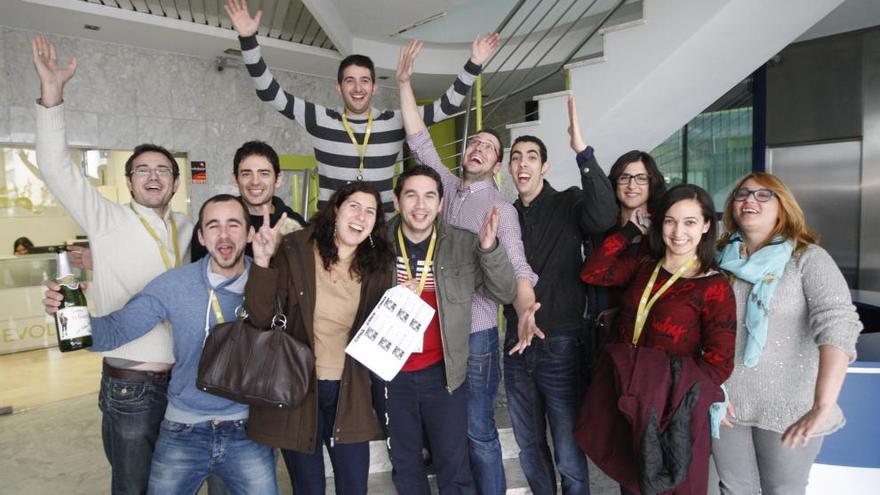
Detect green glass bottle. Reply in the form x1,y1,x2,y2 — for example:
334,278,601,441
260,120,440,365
54,249,92,352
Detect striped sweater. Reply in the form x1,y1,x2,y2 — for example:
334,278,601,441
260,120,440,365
240,35,481,214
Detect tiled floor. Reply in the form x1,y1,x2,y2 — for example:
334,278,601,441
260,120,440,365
0,347,102,412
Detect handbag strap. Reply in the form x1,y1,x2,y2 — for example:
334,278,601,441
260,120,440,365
233,296,287,331
271,296,287,331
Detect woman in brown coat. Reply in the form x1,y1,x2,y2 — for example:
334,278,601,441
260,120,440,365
246,181,394,494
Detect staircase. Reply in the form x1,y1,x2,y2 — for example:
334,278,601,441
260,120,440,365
503,0,846,188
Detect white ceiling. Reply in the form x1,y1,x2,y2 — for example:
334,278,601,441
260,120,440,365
2,0,878,97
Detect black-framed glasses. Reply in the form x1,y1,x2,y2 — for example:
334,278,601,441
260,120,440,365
617,173,650,185
733,188,775,202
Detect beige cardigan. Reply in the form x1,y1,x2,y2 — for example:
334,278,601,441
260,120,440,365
35,103,192,363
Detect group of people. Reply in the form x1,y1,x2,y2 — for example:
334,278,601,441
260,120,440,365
34,0,862,494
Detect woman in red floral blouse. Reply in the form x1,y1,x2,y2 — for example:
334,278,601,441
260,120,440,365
578,184,736,495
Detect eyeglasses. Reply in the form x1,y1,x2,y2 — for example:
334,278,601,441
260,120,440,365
130,166,174,178
617,173,650,185
733,188,775,202
467,137,498,155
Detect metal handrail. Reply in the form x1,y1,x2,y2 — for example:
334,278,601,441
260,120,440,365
405,0,630,177
482,0,575,93
481,0,626,125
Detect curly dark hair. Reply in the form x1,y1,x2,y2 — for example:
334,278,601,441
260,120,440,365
310,182,393,280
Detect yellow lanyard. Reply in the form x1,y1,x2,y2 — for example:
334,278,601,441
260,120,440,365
341,112,373,180
397,226,438,296
130,204,179,270
632,256,697,345
208,289,225,324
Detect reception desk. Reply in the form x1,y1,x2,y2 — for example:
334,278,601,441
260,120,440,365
808,332,880,494
0,254,93,354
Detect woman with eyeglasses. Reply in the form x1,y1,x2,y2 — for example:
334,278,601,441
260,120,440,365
712,173,861,495
588,152,668,353
577,184,736,494
245,181,395,494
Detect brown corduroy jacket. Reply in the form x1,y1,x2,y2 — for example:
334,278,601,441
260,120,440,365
243,226,392,453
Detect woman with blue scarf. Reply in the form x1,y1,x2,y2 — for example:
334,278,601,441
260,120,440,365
713,173,862,495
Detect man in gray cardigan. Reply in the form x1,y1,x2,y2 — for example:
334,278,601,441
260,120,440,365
384,165,516,494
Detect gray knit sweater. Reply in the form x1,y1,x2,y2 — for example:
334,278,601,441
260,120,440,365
725,244,862,435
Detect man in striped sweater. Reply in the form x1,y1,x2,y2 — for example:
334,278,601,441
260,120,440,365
225,0,498,215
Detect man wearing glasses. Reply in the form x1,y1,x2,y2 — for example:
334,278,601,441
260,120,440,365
33,36,192,494
397,40,539,495
225,0,499,217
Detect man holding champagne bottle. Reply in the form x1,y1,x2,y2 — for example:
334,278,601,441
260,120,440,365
45,195,283,494
33,36,193,494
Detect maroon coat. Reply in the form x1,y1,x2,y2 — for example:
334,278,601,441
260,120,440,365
575,343,724,495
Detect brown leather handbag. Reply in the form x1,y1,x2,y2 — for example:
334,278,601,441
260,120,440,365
197,307,314,409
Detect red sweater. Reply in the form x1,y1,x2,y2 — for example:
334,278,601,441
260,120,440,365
581,224,736,384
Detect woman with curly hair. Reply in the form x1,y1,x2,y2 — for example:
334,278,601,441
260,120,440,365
245,181,394,494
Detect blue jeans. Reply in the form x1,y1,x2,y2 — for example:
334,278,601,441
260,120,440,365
98,370,168,495
504,333,590,495
147,419,277,495
281,380,370,494
387,361,474,494
468,327,505,495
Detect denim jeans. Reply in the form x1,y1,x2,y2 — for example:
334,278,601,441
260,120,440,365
387,361,474,495
147,419,278,495
281,379,370,494
468,327,506,495
504,333,590,495
97,370,169,495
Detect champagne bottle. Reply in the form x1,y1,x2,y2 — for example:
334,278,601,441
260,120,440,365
54,249,92,352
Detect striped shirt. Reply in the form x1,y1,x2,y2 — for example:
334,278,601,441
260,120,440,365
239,35,481,214
406,129,538,333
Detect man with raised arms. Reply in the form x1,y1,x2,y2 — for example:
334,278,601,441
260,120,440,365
33,35,192,494
225,0,499,216
503,96,618,494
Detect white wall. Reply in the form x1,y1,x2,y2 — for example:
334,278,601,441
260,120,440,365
0,25,399,250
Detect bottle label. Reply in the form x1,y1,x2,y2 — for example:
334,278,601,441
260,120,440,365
57,306,92,340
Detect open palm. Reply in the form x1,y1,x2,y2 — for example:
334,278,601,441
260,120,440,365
224,0,262,37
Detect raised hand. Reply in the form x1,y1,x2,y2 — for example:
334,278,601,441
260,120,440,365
629,207,649,235
396,40,423,86
224,0,262,38
567,95,587,153
508,302,544,355
479,206,500,251
32,36,77,108
251,210,287,268
471,32,501,66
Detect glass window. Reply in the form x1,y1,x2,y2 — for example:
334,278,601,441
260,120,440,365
652,77,754,211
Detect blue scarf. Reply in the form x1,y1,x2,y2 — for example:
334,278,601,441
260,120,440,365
716,234,793,367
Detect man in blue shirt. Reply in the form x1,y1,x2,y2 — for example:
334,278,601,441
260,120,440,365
45,195,285,494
